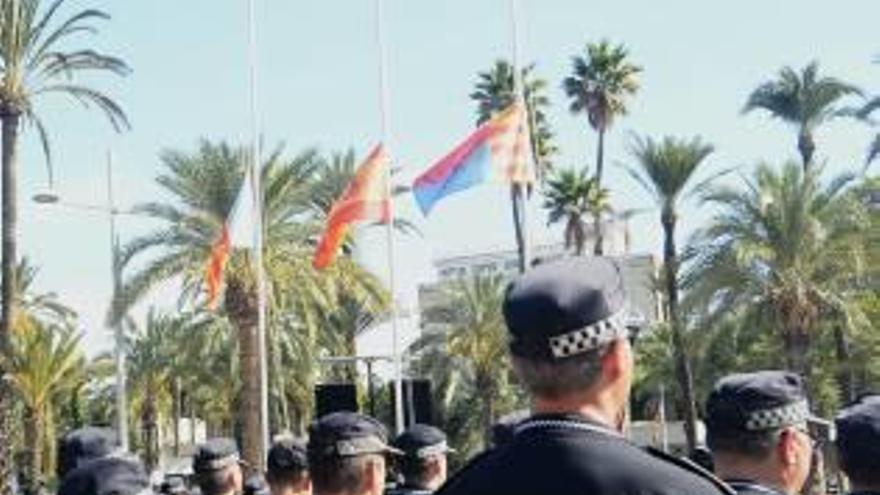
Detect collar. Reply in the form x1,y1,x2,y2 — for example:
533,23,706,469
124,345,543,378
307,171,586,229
514,413,622,439
723,479,788,495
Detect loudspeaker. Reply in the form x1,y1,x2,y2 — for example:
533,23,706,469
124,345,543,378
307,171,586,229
390,379,433,427
315,383,358,417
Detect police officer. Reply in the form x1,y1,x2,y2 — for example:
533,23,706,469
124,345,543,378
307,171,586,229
244,476,271,495
705,371,821,495
58,456,152,495
266,437,310,495
159,476,189,495
835,394,880,495
436,257,729,495
57,426,120,479
307,412,402,495
193,438,244,495
388,424,454,494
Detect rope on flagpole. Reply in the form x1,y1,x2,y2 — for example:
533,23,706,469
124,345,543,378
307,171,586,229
247,0,270,466
374,0,405,434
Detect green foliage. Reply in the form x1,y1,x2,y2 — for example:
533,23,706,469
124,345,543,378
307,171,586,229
410,275,523,458
684,162,871,388
471,59,557,178
563,40,641,133
542,168,609,255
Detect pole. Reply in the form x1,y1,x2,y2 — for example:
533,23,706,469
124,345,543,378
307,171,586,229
374,0,404,434
108,150,128,452
247,0,270,465
508,0,531,272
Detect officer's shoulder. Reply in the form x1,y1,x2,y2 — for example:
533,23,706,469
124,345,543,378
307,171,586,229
644,446,736,495
435,448,500,495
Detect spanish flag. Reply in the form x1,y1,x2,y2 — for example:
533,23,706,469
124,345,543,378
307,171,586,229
313,144,390,269
205,163,260,307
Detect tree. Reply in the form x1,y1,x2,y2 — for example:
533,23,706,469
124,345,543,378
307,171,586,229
471,60,557,177
543,168,609,256
563,40,641,188
743,61,860,170
623,134,716,454
471,60,556,272
118,141,387,468
3,322,85,494
684,162,870,389
418,275,517,448
0,2,128,486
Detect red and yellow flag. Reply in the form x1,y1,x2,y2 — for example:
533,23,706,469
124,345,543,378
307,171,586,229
313,144,390,269
205,226,230,308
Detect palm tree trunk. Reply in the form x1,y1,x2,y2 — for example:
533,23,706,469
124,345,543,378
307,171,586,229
143,391,159,471
798,128,815,171
592,210,604,256
662,212,698,454
0,108,21,495
173,377,181,456
510,185,527,272
592,128,606,255
833,324,855,403
23,406,43,495
595,127,606,185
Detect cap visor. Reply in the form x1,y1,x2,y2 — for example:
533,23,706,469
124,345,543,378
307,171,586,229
384,445,405,456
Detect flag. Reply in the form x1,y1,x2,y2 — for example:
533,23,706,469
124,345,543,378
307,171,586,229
205,163,260,307
412,101,533,215
313,144,391,269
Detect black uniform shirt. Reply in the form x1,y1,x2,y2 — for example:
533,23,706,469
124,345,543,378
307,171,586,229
437,413,728,495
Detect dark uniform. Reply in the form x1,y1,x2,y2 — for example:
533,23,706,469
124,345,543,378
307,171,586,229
58,456,151,495
705,371,825,495
436,258,730,495
388,424,454,495
835,394,880,495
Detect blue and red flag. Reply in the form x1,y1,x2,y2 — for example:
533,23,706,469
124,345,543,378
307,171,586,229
412,102,533,215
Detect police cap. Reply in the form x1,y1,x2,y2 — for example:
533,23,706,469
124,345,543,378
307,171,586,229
503,257,628,361
58,457,151,495
58,426,119,475
267,436,308,476
308,412,402,460
393,424,454,459
706,370,822,434
835,394,880,476
192,438,241,473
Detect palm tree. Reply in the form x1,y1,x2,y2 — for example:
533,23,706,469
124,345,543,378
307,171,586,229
623,135,716,454
543,168,609,256
563,40,641,188
3,322,85,494
471,60,557,177
0,2,128,483
684,162,870,385
126,310,182,471
118,141,387,468
419,275,515,446
471,60,556,272
743,61,860,170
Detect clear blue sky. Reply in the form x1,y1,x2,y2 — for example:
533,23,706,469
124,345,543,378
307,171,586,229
17,0,878,354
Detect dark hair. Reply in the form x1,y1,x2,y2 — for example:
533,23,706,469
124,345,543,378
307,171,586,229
266,469,307,491
706,428,779,459
196,468,237,495
399,456,435,489
511,346,608,399
309,454,381,494
837,444,880,488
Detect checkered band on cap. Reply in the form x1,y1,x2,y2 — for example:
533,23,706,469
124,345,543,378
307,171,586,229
202,453,239,470
548,310,628,359
415,441,451,459
745,400,810,431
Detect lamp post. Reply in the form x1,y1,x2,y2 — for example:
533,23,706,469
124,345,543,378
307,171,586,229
33,150,130,451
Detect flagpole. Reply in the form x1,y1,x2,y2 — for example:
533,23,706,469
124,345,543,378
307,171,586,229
247,0,270,465
374,0,404,434
509,0,531,271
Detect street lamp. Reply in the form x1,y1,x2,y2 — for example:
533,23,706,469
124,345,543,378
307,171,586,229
32,150,131,452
